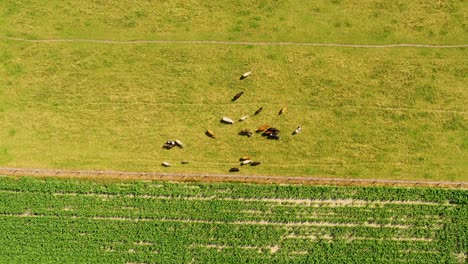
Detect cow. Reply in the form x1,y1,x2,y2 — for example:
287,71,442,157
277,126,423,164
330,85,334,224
292,126,302,135
256,124,269,132
279,107,287,115
238,129,253,137
239,156,251,161
239,70,252,80
232,91,244,102
162,161,171,167
239,116,249,121
250,161,262,166
163,140,176,149
206,130,216,138
221,117,234,124
229,167,240,172
175,140,184,148
254,107,263,115
241,160,252,166
267,134,280,140
262,127,280,136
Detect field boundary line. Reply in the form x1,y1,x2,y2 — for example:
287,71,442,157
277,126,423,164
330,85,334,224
0,167,467,189
53,102,468,115
3,36,468,48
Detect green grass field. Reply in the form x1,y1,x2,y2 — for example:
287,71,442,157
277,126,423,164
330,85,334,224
1,40,466,180
0,176,466,263
1,0,467,44
0,1,467,181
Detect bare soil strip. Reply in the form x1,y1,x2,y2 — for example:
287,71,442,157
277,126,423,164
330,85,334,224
3,36,467,48
189,244,279,254
283,234,432,242
55,102,468,115
1,167,467,189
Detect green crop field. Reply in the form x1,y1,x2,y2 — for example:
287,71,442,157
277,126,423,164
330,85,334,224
1,1,467,181
0,176,466,263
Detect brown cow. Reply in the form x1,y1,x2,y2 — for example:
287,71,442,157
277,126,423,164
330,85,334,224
256,124,269,132
206,130,216,138
239,156,251,161
238,129,253,137
262,127,280,136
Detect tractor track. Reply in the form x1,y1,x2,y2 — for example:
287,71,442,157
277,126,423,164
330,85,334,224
3,36,468,48
1,167,466,189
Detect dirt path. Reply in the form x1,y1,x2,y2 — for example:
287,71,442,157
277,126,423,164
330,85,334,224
3,36,467,48
1,167,466,189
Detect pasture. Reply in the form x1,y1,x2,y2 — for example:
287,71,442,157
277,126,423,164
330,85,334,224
0,176,466,263
0,40,466,181
0,1,467,181
1,0,467,44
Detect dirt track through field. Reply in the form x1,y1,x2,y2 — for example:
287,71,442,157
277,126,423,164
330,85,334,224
3,36,468,48
1,167,467,189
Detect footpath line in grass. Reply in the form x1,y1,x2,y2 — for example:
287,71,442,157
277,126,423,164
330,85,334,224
3,36,468,48
1,167,467,189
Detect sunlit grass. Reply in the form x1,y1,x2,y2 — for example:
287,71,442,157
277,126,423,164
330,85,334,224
1,40,466,181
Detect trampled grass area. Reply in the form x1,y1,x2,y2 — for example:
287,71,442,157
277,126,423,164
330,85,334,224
1,0,467,44
0,176,466,263
1,40,467,181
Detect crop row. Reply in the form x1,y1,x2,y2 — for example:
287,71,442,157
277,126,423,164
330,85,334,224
0,177,465,203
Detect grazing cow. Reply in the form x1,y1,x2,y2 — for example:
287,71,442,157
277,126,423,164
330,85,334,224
279,107,287,115
254,107,263,115
267,134,280,140
232,91,244,102
250,161,262,166
163,140,176,149
239,116,249,121
239,156,251,161
229,167,240,172
221,117,234,124
162,161,171,167
239,70,252,80
238,129,253,137
206,130,216,138
262,127,280,136
256,124,269,132
241,160,252,165
175,140,184,148
181,161,190,164
292,126,302,135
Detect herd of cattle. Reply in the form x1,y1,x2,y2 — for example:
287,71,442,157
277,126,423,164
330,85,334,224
162,70,302,171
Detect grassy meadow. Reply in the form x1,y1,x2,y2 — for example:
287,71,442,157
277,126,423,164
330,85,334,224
0,176,466,263
0,0,467,44
0,1,467,181
0,39,466,181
